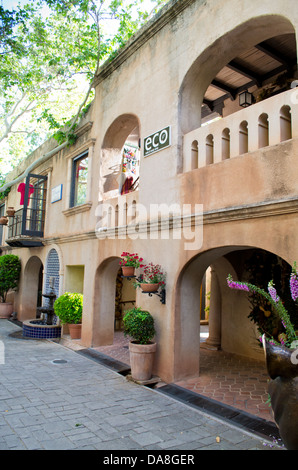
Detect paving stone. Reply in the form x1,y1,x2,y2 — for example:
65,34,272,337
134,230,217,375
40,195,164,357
0,321,283,451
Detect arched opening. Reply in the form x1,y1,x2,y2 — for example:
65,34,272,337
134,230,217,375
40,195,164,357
206,134,214,164
101,114,140,200
179,15,297,135
239,120,248,154
280,105,292,141
92,257,136,354
258,113,269,148
45,248,60,304
175,246,297,419
22,256,43,320
191,140,198,169
221,128,230,159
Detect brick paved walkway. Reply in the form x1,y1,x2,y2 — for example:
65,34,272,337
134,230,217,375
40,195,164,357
93,328,273,423
0,320,281,451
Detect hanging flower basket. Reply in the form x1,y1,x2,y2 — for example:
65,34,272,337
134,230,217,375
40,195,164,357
140,283,159,293
119,252,144,277
122,266,136,277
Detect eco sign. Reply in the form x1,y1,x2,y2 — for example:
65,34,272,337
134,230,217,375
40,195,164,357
144,126,171,157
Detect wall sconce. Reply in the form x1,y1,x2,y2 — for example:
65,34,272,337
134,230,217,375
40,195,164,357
239,91,253,108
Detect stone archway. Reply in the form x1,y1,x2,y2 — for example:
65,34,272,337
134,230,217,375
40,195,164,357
92,256,137,347
174,245,293,381
179,14,296,135
101,114,140,200
92,256,121,347
21,256,43,321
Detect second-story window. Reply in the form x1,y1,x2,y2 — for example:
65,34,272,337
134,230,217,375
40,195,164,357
0,204,4,245
70,152,89,207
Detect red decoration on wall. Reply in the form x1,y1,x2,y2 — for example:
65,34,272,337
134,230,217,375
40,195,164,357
17,183,34,205
121,176,133,195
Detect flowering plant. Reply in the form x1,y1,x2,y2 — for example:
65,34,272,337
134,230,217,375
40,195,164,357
137,263,166,287
227,262,298,348
119,252,144,268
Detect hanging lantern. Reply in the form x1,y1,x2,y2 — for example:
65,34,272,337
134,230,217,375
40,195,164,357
239,91,253,108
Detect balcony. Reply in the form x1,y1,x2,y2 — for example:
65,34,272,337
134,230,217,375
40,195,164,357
183,89,298,172
6,173,47,247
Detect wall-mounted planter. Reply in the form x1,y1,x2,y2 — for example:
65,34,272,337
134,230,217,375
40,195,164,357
0,216,8,225
6,207,15,217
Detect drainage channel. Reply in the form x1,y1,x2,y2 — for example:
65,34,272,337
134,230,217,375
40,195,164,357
156,383,281,444
74,348,281,446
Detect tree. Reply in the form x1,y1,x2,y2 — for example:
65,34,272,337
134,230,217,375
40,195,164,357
0,0,168,189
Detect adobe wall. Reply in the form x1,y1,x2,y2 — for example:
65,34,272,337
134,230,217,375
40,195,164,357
2,0,298,382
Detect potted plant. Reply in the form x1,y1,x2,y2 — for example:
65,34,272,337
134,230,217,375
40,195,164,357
0,254,21,318
119,252,144,277
137,263,166,293
227,264,298,450
6,207,15,217
54,292,83,339
0,216,8,225
123,307,156,382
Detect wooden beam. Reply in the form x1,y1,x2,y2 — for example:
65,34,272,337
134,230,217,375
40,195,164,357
211,79,237,100
227,60,262,87
255,42,294,69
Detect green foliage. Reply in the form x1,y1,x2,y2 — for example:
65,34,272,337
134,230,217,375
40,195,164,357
0,174,11,200
244,251,298,344
123,307,155,344
0,0,169,173
0,255,21,303
54,292,83,324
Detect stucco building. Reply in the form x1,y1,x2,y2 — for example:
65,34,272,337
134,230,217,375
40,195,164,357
1,0,298,383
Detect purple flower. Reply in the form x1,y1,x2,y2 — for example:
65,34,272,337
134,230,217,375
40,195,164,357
290,271,298,301
268,281,280,303
227,276,249,292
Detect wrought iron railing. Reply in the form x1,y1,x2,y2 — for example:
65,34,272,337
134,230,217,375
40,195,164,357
7,173,47,241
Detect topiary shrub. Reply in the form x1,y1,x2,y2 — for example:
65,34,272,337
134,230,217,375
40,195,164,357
123,307,155,344
0,254,21,302
54,292,83,324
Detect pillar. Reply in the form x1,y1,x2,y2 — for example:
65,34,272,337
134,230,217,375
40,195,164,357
203,267,221,350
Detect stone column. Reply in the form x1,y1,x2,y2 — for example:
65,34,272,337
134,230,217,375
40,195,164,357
203,267,221,350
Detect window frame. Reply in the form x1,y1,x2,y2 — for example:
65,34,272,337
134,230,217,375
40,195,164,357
70,151,89,208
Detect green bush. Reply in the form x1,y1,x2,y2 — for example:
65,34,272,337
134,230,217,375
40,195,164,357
123,307,155,344
54,292,83,324
0,254,21,302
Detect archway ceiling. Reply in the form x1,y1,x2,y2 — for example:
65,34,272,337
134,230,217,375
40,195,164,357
202,34,297,118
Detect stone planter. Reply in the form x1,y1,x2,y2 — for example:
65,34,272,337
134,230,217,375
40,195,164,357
68,323,82,340
129,341,156,382
0,302,13,319
263,336,298,450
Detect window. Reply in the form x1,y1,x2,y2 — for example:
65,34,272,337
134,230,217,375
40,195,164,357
0,204,4,245
70,153,89,207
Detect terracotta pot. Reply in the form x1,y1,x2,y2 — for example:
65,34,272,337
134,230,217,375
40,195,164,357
140,283,159,293
0,302,13,319
122,266,135,277
68,323,82,340
0,216,8,225
6,207,15,217
129,341,156,381
263,337,298,450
